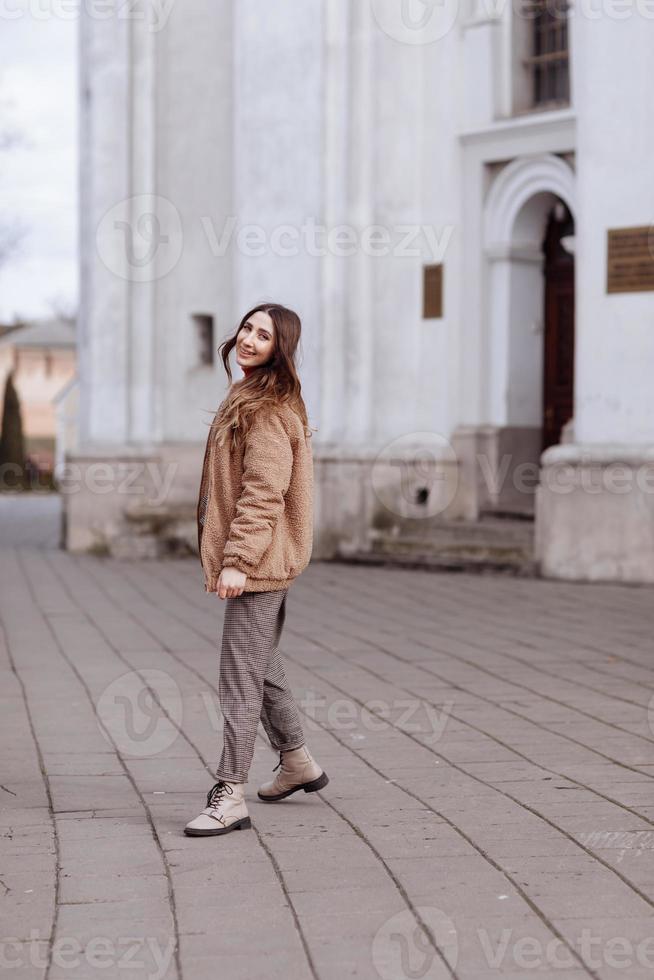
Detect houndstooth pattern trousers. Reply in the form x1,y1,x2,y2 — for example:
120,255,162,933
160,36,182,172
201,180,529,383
215,588,306,783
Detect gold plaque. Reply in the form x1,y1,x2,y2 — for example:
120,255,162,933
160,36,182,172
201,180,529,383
423,264,443,318
607,227,654,294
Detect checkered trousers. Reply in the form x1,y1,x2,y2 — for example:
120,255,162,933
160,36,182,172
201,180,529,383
215,588,306,783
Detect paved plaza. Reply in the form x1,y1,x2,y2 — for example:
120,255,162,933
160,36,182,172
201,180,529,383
1,494,654,979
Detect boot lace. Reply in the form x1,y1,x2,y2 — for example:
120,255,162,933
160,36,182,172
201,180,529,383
206,780,233,809
272,751,283,773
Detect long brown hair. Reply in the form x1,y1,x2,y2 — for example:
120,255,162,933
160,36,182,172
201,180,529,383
208,303,315,450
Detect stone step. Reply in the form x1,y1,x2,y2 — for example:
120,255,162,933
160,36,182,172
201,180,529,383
369,515,534,549
339,516,538,577
338,550,539,577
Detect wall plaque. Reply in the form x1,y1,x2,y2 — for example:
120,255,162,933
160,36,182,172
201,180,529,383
423,264,443,318
607,226,654,294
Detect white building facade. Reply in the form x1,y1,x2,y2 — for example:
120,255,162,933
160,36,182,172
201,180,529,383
67,0,654,581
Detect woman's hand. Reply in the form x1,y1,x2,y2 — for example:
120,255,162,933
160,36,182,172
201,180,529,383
216,567,247,599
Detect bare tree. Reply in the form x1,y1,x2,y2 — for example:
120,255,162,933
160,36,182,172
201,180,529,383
46,294,77,323
0,97,27,273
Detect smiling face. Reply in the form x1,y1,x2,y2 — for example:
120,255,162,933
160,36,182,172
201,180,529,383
235,311,275,371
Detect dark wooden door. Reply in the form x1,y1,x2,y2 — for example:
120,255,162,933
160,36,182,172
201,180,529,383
542,203,575,451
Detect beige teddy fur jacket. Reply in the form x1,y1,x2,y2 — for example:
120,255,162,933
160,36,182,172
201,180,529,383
197,402,314,593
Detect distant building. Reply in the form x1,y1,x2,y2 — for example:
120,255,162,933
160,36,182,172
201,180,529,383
0,317,77,473
69,2,654,582
53,374,79,477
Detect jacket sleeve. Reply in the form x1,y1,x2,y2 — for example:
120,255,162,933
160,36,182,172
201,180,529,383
221,410,293,573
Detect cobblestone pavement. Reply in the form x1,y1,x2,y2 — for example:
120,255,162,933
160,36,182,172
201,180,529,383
2,495,654,979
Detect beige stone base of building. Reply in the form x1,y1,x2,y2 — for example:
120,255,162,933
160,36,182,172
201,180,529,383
61,430,542,561
63,439,654,584
62,440,467,561
61,446,202,558
535,443,654,584
451,425,541,518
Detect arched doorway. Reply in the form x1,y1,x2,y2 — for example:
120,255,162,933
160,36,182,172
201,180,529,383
542,201,575,450
481,154,576,514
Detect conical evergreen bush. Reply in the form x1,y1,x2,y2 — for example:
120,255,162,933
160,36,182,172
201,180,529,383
0,370,26,490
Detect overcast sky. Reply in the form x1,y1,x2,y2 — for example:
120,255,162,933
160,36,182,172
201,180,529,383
0,11,77,323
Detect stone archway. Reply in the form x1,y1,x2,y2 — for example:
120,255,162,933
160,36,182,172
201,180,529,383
484,154,575,247
478,153,576,515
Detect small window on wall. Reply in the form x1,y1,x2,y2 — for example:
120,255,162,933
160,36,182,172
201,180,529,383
192,314,214,366
423,264,443,319
524,0,570,108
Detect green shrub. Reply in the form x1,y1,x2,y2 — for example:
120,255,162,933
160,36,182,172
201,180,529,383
0,371,26,490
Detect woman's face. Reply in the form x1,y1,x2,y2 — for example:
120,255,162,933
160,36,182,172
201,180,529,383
236,311,275,370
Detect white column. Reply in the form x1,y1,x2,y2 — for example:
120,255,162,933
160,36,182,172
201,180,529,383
233,0,324,427
320,0,350,443
485,251,511,425
461,1,502,128
573,12,654,443
343,0,374,443
154,0,235,442
127,9,157,445
537,12,654,582
78,9,131,447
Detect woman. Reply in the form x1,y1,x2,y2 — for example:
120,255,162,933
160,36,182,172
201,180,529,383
185,303,329,838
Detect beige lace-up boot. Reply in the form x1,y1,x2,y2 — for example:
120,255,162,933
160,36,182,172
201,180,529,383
257,745,329,803
184,780,251,836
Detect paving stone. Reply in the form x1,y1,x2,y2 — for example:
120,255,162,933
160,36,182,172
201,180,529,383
177,905,302,953
58,871,171,905
2,499,654,979
180,949,310,980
